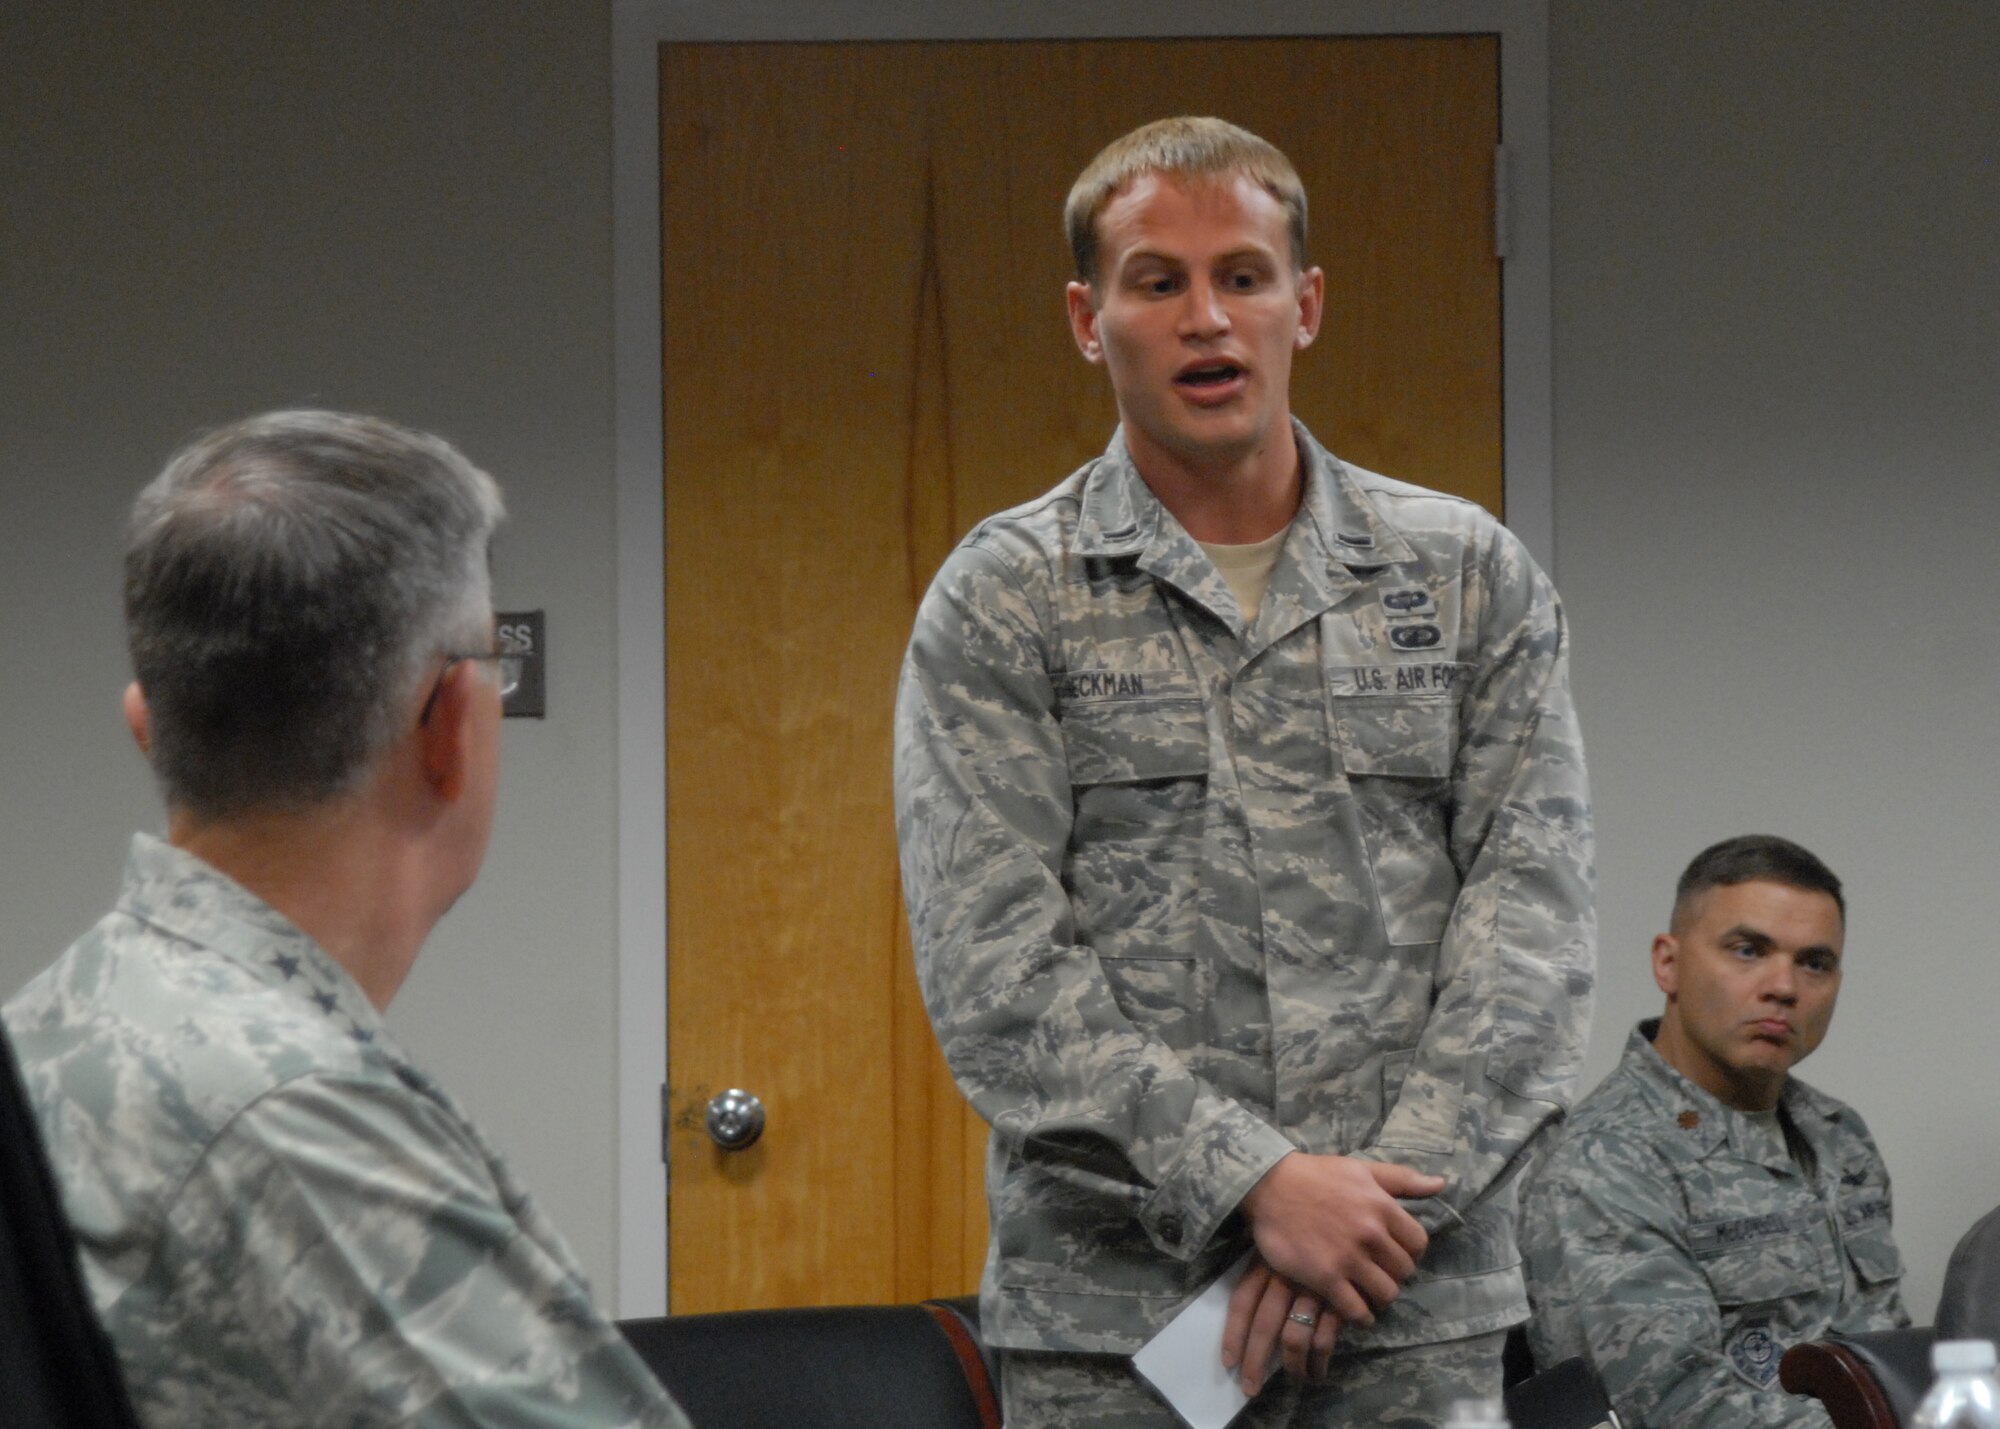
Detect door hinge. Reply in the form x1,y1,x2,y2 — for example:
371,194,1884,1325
659,1081,672,1180
1494,144,1512,261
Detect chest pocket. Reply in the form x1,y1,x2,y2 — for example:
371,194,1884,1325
1331,694,1458,946
1059,695,1210,1049
1840,1192,1903,1288
1061,696,1209,787
1690,1215,1827,1308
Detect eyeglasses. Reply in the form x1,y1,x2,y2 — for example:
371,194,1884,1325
418,650,523,726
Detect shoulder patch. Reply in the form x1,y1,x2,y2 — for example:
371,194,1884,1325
1727,1318,1782,1388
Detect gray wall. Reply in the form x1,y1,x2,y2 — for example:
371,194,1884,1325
0,2,629,1294
1554,3,2000,1323
3,0,1995,1326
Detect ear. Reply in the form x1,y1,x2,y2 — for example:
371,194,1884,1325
123,682,152,754
1065,281,1106,364
415,662,480,804
1293,266,1325,351
1651,933,1681,998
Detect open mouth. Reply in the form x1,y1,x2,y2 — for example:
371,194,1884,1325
1176,362,1243,388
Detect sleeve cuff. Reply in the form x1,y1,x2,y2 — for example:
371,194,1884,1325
1346,1143,1467,1234
1137,1096,1298,1261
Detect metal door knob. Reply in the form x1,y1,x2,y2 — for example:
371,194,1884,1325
704,1088,766,1150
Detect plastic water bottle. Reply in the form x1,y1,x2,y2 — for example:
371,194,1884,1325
1442,1398,1509,1429
1914,1340,2000,1429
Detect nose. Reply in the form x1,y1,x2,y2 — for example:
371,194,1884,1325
1761,957,1799,1003
1177,275,1230,341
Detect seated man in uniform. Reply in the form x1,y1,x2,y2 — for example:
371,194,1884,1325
4,411,690,1428
1521,834,1907,1428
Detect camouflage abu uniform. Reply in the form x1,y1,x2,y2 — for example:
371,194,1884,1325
5,834,690,1429
894,423,1595,1376
1521,1021,1907,1429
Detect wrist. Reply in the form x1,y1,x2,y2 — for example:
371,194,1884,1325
1239,1148,1298,1223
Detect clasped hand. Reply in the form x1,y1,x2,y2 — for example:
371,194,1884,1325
1220,1152,1443,1394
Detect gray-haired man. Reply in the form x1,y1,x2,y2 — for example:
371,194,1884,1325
4,412,690,1428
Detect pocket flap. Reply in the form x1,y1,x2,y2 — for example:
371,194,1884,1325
1843,1221,1904,1287
1062,701,1208,786
1333,697,1454,779
1692,1225,1825,1308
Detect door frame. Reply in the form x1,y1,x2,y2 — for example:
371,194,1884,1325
609,0,1553,1318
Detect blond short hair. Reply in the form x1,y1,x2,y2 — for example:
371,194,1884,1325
1064,116,1308,287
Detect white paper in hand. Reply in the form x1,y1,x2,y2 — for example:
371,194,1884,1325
1130,1251,1268,1429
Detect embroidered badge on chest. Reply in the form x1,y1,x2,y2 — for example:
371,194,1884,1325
1381,586,1437,619
1728,1319,1782,1387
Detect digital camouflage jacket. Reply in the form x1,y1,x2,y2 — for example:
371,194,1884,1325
5,834,689,1429
894,423,1595,1355
1522,1021,1908,1428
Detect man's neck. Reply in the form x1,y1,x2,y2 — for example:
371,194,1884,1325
170,803,432,1012
1123,418,1303,544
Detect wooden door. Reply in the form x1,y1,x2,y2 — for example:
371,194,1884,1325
662,36,1501,1312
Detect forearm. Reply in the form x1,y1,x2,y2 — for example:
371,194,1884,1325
1619,1349,1835,1429
1549,1262,1839,1429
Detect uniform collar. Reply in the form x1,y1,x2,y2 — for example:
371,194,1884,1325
1622,1018,1828,1173
1288,421,1419,572
117,831,398,1057
1073,421,1420,635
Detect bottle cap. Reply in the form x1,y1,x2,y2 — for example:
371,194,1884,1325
1934,1339,1999,1373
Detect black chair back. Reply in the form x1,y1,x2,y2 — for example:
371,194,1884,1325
0,1027,144,1427
1781,1327,1936,1429
1504,1355,1622,1429
1938,1205,2000,1344
1502,1322,1537,1386
618,1299,1000,1429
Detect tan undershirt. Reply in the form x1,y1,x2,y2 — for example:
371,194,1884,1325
1198,526,1290,626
